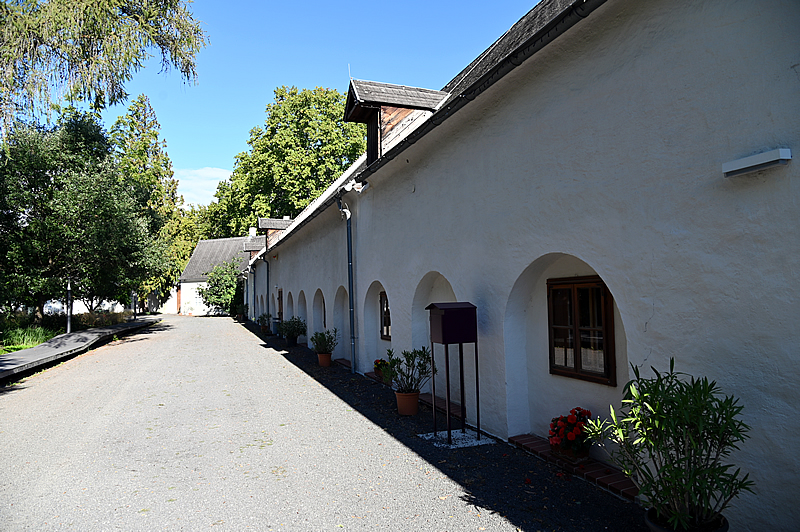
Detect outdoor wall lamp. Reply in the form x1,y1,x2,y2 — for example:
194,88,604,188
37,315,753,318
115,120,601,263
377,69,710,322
723,148,792,178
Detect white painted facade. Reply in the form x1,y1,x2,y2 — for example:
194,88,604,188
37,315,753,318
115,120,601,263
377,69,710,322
245,1,800,529
178,281,210,316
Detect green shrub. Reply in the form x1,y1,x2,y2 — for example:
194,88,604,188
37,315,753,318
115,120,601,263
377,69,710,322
310,328,338,353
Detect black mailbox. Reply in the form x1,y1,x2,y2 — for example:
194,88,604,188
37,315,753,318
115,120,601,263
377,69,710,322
426,302,477,344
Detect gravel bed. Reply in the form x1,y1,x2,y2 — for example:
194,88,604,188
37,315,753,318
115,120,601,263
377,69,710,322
0,315,647,531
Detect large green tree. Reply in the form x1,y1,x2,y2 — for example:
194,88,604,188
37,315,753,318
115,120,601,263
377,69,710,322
111,94,193,306
0,0,207,137
0,111,156,317
204,86,366,238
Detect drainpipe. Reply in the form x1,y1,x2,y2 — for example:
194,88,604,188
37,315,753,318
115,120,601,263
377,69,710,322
268,252,272,318
337,197,357,373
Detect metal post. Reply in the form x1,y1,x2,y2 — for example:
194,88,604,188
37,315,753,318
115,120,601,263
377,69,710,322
475,341,481,440
459,343,466,434
66,279,72,334
445,343,452,445
431,339,437,436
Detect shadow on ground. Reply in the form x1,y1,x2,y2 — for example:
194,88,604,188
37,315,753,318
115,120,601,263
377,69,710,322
240,321,647,532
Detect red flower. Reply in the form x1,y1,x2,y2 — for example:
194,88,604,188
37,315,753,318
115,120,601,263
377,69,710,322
585,410,592,418
573,426,581,435
567,432,576,441
567,415,577,424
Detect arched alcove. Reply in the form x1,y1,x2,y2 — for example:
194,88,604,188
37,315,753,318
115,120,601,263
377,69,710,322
287,292,294,318
504,253,628,440
297,291,308,344
333,286,351,362
411,272,457,395
312,289,326,335
364,281,392,365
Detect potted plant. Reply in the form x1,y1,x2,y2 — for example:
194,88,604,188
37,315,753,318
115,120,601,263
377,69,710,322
586,359,754,532
256,313,271,334
373,358,389,383
278,316,306,347
310,328,338,367
383,347,435,415
548,406,592,463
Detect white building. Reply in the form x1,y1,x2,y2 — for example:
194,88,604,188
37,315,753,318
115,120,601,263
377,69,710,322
179,233,265,316
244,0,800,528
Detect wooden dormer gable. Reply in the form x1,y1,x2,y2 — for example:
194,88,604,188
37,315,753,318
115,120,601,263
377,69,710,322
344,79,448,165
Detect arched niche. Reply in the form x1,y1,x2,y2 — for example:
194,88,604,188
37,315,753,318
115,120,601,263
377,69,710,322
364,281,392,366
504,253,628,440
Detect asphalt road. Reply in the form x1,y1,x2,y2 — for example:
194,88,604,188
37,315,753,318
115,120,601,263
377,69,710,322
0,315,647,531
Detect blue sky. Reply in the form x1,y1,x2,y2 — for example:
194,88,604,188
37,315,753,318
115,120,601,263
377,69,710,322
101,0,539,207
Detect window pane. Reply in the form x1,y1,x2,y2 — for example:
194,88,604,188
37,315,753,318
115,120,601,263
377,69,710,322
552,328,574,368
578,286,603,328
551,288,572,327
580,330,605,374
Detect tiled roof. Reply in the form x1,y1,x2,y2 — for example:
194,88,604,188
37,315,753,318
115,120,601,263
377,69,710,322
180,237,261,282
441,0,577,101
345,80,449,123
258,217,293,230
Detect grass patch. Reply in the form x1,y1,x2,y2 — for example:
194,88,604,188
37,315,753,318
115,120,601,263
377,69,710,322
1,326,60,354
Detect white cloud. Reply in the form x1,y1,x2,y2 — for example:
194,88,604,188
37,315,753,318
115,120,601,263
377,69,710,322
174,167,231,207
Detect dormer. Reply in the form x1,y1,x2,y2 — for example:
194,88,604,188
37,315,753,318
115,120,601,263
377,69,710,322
344,79,449,165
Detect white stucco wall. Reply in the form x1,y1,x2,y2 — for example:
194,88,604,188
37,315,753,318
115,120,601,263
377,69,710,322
179,282,210,316
254,1,800,528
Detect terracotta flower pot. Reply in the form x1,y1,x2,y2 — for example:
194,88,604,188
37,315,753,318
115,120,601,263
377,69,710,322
395,391,420,415
317,353,332,367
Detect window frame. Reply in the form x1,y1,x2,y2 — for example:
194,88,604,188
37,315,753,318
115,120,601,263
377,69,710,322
546,275,616,386
379,291,391,340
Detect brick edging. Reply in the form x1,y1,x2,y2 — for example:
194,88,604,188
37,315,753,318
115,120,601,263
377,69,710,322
508,433,639,501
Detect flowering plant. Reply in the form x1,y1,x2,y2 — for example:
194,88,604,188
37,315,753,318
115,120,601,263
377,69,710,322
374,359,389,372
549,406,592,453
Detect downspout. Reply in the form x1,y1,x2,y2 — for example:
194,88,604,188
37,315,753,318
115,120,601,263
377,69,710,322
337,197,357,373
268,253,272,320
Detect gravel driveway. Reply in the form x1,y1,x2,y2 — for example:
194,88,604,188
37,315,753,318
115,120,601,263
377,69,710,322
0,315,646,531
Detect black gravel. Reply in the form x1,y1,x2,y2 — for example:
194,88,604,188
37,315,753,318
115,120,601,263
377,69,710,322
257,323,648,532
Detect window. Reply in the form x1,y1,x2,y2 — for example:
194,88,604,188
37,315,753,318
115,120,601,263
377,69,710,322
547,276,616,386
379,291,391,340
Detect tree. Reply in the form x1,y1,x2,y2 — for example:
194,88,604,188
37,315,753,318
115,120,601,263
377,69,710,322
0,111,157,318
204,86,366,238
197,259,240,315
111,94,190,307
0,0,207,137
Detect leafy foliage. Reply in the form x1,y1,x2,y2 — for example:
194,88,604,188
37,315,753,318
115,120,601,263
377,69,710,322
0,0,207,136
586,360,754,530
0,111,158,317
204,86,366,238
197,259,240,315
111,94,194,307
278,316,306,340
310,327,338,354
383,347,435,394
